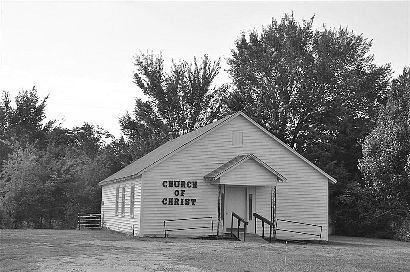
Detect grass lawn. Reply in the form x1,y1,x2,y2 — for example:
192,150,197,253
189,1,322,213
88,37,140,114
0,229,409,272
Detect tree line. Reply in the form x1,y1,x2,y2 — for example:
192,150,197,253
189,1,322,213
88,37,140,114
0,14,409,241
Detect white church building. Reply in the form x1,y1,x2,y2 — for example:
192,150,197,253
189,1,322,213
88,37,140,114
99,111,336,241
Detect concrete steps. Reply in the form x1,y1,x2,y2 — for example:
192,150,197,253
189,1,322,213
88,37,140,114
235,232,271,243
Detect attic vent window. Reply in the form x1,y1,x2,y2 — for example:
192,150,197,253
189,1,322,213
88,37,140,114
232,131,243,146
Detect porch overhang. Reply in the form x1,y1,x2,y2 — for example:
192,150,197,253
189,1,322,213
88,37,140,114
203,154,286,184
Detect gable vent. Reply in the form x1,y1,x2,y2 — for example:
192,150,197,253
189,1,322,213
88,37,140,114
232,131,243,146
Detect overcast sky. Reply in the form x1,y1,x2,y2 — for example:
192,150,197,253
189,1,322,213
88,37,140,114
0,1,409,138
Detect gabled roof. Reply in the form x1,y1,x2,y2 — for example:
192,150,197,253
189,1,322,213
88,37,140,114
99,111,337,185
203,154,287,182
99,113,238,185
238,113,337,184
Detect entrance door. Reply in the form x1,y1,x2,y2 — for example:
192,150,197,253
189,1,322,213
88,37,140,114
224,186,256,233
224,186,246,232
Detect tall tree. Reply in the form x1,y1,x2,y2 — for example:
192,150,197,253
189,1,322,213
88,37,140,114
359,67,410,240
0,88,121,228
223,14,391,234
0,124,117,228
120,53,226,159
0,87,53,167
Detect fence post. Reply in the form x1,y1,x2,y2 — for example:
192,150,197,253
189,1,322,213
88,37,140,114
254,217,257,234
211,220,214,234
274,223,276,240
77,213,80,230
231,214,233,236
163,221,166,238
262,221,264,238
244,223,246,242
269,224,272,242
237,220,240,239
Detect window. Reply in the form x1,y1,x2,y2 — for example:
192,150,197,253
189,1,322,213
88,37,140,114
232,131,243,146
115,187,119,215
130,185,135,218
121,187,126,216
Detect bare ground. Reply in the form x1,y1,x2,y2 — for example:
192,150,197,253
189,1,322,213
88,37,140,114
0,229,409,272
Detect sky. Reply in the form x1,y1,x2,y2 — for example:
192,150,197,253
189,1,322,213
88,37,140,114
0,1,409,138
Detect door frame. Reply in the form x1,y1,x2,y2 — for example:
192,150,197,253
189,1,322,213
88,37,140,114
222,185,256,233
246,186,256,233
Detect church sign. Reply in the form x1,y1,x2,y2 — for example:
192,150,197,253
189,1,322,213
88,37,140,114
161,180,197,206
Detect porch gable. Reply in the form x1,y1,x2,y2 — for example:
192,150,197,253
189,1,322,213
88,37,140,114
204,154,286,186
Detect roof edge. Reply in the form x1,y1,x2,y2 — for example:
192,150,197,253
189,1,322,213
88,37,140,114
237,112,337,184
99,174,142,186
100,111,337,185
127,112,242,177
205,154,287,182
100,112,241,184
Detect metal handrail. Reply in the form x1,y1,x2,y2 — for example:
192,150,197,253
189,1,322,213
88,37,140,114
163,216,214,238
253,213,274,225
253,212,275,242
230,212,248,241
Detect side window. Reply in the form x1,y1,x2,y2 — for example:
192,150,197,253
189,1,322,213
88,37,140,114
121,187,126,216
130,185,135,218
232,131,243,146
115,187,119,215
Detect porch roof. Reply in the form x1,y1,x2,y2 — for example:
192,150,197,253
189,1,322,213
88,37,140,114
203,154,286,182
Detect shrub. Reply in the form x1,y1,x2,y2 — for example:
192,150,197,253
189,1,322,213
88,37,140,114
393,217,410,242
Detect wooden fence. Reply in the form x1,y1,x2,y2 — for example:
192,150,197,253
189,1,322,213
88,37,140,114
77,213,102,230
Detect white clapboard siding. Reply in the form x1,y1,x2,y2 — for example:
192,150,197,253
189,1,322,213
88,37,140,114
275,177,328,240
102,177,142,236
221,159,277,186
255,186,274,235
141,172,218,237
140,114,328,240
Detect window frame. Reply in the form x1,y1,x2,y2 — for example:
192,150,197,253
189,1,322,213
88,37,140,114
115,187,119,216
130,185,135,218
121,187,126,216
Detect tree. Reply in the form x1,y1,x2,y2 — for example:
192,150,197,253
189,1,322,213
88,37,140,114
0,127,117,228
0,87,121,228
0,87,53,168
120,53,226,160
71,123,113,159
359,67,410,240
222,14,391,234
0,145,59,228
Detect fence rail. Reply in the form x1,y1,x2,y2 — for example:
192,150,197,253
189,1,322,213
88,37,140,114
276,218,322,239
163,216,214,238
77,213,102,230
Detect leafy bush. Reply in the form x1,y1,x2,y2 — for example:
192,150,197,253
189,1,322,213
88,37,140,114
393,217,410,242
